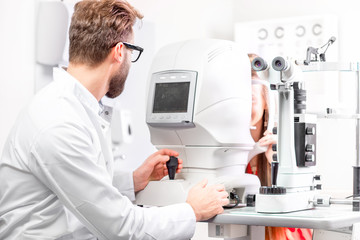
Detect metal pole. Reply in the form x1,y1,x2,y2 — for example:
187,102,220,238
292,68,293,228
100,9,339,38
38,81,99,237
330,198,360,205
354,67,360,211
357,67,360,166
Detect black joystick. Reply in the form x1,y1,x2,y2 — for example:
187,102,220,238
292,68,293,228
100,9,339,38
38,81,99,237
166,156,178,180
271,161,279,187
259,160,286,195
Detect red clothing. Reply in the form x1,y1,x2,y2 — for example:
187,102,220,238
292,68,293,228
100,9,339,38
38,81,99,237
285,228,313,240
245,162,253,174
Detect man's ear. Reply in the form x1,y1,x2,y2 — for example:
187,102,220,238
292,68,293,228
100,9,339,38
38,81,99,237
113,42,124,63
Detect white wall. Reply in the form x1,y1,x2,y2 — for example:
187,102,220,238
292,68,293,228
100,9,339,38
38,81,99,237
0,0,36,154
129,0,234,50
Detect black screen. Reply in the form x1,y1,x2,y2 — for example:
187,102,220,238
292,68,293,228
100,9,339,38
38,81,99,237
153,82,190,113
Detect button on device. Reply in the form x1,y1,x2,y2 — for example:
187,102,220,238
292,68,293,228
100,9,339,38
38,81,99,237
272,144,277,152
306,127,316,135
305,154,315,162
272,127,277,135
306,144,315,152
314,175,321,181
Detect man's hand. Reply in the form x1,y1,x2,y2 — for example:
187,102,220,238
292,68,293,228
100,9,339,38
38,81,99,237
133,149,183,192
186,179,229,221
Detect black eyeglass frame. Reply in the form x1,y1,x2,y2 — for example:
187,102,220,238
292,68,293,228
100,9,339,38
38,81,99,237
110,42,144,63
111,42,144,63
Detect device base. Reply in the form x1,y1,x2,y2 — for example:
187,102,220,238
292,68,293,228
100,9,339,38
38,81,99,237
256,191,315,213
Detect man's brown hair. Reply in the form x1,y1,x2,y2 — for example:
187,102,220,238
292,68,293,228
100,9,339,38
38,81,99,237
69,0,143,66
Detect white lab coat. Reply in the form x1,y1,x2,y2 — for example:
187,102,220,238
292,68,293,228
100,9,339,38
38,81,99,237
0,67,196,240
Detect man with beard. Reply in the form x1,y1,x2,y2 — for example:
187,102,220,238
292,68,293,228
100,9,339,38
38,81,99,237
0,0,229,239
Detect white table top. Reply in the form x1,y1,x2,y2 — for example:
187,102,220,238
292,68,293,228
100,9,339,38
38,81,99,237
209,205,360,230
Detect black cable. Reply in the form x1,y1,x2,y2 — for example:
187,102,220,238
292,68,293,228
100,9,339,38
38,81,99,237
322,43,330,53
223,192,240,209
346,194,360,199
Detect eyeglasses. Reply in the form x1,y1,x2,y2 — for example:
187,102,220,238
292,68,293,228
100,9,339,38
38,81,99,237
110,42,144,63
123,42,144,63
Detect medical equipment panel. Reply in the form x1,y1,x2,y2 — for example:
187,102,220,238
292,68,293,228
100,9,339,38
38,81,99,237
146,71,197,128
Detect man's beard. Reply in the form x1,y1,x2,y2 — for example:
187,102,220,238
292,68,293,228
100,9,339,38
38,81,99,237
106,61,130,99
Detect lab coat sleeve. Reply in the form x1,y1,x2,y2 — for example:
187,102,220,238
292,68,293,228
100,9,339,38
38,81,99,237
112,171,136,201
28,122,196,240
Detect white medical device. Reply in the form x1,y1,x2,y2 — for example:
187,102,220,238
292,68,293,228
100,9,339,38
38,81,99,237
135,39,260,206
253,56,319,213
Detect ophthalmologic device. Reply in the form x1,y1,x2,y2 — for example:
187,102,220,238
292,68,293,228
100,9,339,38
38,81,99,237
136,39,260,207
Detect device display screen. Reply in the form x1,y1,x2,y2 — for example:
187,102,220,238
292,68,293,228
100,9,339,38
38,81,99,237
153,82,190,113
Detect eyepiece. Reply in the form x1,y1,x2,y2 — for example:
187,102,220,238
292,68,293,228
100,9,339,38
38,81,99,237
272,56,288,71
251,57,268,71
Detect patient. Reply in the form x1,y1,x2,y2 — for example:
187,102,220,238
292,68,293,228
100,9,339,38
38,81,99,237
247,53,313,240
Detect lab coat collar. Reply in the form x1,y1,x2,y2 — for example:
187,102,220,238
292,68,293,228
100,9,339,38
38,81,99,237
99,101,113,123
53,67,103,117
